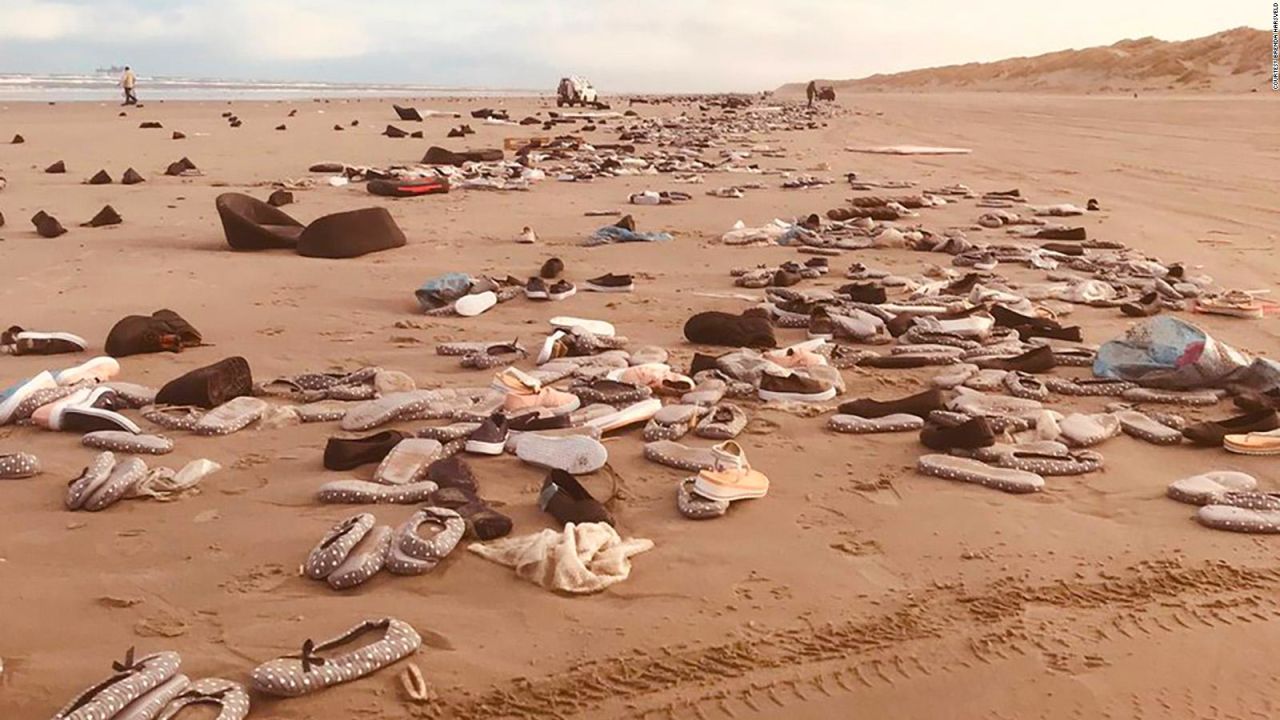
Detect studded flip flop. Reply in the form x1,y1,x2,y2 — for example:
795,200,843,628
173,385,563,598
1196,505,1280,534
695,403,749,440
142,405,206,432
372,438,442,485
193,397,268,436
81,457,148,512
1167,471,1258,505
395,507,465,562
676,477,730,520
643,440,718,471
1114,410,1183,445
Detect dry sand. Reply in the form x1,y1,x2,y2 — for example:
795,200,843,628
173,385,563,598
2,90,1280,719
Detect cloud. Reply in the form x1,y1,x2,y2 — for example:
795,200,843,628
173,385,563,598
0,1,85,40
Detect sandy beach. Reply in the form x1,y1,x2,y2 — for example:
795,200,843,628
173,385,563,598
4,89,1280,720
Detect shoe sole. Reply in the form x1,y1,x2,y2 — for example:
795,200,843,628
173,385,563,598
524,289,550,300
456,292,497,317
515,434,607,474
549,316,615,337
547,289,576,301
536,332,565,365
464,439,508,455
758,387,837,403
584,284,634,293
1223,445,1280,456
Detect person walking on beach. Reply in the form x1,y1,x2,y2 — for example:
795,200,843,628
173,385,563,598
120,66,137,106
806,80,817,108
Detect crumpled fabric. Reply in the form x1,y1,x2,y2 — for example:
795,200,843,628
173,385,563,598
127,459,221,501
468,522,654,594
415,272,474,311
719,219,809,247
585,225,673,247
1094,316,1280,390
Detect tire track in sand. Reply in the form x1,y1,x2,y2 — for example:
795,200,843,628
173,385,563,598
435,560,1280,719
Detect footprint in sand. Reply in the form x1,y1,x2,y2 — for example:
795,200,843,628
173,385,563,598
222,563,289,594
135,610,190,638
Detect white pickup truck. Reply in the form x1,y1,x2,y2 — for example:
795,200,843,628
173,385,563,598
556,76,598,107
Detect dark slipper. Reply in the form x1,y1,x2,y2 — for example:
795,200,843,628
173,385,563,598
323,430,409,470
539,469,612,526
427,487,512,540
155,357,253,409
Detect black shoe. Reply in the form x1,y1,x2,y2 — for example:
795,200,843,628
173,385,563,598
464,413,509,455
324,430,409,470
508,412,571,432
539,257,564,279
920,417,995,451
539,469,613,526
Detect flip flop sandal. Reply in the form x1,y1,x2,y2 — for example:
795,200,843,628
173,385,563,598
931,363,980,389
326,525,392,590
341,391,435,432
316,479,439,505
0,451,41,479
115,674,191,720
143,405,206,432
823,345,878,369
642,404,703,442
1167,471,1258,505
156,678,250,720
917,454,1045,493
373,439,442,486
990,449,1103,476
81,457,148,511
11,384,79,422
550,316,616,337
643,440,718,471
948,391,1043,418
570,379,652,405
1121,388,1220,407
416,422,482,443
191,397,268,436
514,434,608,474
82,431,174,455
1057,413,1122,447
1003,371,1048,400
102,382,159,409
304,513,376,580
54,648,183,720
565,330,629,355
827,413,923,434
295,401,355,423
1045,377,1135,397
397,507,465,561
1114,410,1183,445
677,477,730,519
695,403,749,440
250,617,422,697
1196,505,1280,534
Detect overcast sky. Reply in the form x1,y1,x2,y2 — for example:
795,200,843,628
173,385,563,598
0,0,1266,91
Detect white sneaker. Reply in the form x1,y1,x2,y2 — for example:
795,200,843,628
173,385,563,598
0,372,58,425
516,226,538,244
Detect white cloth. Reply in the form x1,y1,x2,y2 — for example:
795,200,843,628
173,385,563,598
468,522,653,594
127,459,221,501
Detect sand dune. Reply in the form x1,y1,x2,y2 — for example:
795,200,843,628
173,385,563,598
781,27,1270,94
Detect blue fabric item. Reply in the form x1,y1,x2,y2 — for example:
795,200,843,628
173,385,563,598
585,225,673,247
415,272,474,311
1094,316,1279,390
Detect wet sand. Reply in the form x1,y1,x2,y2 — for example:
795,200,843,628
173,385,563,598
2,91,1280,719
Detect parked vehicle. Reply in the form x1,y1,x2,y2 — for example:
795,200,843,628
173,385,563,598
557,76,598,107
